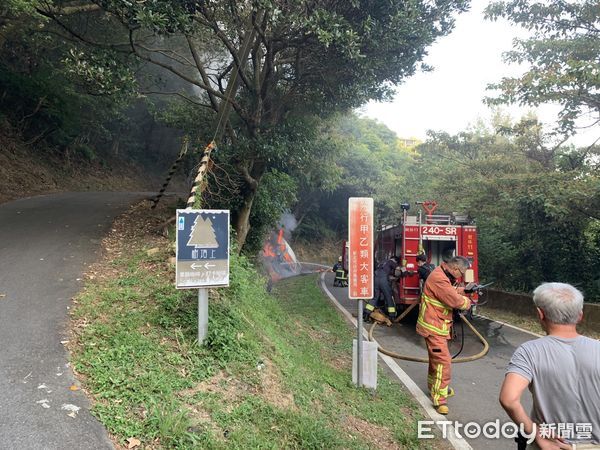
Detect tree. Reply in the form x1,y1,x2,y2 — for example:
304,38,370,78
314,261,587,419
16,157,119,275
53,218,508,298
32,0,468,249
188,215,218,248
485,0,600,140
413,117,600,298
294,114,418,240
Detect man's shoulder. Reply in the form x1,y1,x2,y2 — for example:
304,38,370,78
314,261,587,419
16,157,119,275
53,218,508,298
577,335,600,345
575,335,600,352
517,336,550,349
513,336,562,358
517,335,600,353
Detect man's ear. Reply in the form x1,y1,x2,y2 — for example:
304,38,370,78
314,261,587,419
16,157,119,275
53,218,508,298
536,307,545,322
577,312,583,324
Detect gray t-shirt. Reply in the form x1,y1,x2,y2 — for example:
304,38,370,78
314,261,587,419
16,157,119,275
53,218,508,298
507,335,600,444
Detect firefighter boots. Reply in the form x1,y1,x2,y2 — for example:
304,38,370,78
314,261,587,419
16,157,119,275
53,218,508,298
436,405,449,415
370,310,392,327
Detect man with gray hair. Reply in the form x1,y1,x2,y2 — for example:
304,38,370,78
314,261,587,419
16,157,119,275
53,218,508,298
499,282,600,449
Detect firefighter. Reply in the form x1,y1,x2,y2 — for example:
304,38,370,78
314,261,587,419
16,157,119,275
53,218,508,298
364,256,400,322
332,256,347,287
417,255,471,415
416,253,434,282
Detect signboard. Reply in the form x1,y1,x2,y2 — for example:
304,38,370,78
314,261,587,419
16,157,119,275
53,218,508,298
405,225,458,241
348,198,374,299
176,209,230,288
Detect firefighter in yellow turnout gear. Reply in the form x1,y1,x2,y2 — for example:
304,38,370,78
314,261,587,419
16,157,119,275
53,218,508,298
417,256,472,415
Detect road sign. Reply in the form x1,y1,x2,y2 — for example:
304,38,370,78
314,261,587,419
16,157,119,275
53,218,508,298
348,198,374,299
176,209,230,288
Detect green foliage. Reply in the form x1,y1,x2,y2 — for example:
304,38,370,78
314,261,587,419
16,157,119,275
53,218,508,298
297,111,599,300
293,215,337,242
97,0,199,34
0,0,44,17
485,0,600,135
245,169,297,252
63,48,138,96
412,119,600,299
0,64,107,148
19,0,470,249
296,113,419,239
146,399,199,447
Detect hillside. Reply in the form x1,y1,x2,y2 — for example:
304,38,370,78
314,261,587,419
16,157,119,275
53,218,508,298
65,197,449,449
0,126,180,205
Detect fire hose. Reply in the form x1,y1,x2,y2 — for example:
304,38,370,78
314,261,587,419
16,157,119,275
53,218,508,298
367,303,490,363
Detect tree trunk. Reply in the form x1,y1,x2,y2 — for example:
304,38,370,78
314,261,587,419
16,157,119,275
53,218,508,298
110,130,121,156
233,158,266,252
235,192,256,253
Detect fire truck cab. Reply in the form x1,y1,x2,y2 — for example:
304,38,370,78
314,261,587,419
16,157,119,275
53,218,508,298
375,201,479,306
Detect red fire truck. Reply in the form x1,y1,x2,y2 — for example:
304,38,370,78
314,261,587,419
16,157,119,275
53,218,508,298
375,201,479,308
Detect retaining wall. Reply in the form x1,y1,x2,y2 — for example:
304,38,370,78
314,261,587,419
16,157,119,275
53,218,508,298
481,289,600,331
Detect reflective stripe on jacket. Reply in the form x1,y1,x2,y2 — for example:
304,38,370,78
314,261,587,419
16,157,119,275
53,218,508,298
416,264,471,338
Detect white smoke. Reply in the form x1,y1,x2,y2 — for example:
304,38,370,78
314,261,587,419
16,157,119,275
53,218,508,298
279,212,297,240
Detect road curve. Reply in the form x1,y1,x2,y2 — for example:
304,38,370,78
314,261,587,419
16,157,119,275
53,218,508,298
0,192,149,450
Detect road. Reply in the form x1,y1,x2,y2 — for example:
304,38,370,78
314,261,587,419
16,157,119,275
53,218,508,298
321,271,536,450
0,192,148,450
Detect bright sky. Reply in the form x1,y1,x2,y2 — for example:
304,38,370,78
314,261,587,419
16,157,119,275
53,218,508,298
360,0,598,147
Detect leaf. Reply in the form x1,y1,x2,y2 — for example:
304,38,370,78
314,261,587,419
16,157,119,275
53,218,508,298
126,437,141,449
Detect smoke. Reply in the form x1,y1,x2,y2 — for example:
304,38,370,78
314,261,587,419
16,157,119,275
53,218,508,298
279,212,297,240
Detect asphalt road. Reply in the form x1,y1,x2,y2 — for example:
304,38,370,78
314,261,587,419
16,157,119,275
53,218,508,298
0,192,148,450
322,271,535,450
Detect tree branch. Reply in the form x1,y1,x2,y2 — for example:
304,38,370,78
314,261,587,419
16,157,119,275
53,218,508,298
34,7,130,52
236,160,259,191
185,34,219,111
140,90,213,108
47,3,101,15
129,29,232,104
194,8,255,92
134,44,195,67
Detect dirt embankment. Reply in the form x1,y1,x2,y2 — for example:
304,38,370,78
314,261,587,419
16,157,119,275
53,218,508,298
0,128,184,205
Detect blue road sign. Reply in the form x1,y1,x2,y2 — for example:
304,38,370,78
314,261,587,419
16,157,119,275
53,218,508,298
175,209,230,288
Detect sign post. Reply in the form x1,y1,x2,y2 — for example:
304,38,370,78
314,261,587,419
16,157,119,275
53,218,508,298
176,209,230,344
348,198,374,387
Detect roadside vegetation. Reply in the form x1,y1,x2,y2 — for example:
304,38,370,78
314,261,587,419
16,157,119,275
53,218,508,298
69,199,439,449
2,1,598,298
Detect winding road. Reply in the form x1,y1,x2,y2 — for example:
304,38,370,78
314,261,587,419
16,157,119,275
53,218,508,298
0,192,148,450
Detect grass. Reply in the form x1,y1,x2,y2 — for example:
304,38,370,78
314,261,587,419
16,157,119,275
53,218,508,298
69,204,434,449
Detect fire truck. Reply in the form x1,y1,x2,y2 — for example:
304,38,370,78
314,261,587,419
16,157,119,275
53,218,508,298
375,200,479,308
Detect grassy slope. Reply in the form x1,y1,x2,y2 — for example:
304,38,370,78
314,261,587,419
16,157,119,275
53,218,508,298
69,200,435,449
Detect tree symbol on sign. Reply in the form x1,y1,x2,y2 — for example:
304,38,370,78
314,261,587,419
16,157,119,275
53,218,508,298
187,215,218,248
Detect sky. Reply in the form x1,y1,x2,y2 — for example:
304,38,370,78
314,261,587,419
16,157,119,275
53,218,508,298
360,0,598,147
